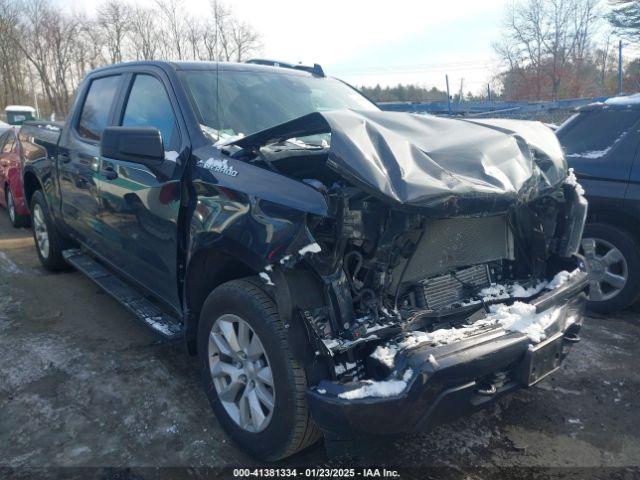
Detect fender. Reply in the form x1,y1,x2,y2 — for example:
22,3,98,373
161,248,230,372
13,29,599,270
183,146,330,353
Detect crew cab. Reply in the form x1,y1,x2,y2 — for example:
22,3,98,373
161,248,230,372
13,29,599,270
22,61,588,460
557,95,640,313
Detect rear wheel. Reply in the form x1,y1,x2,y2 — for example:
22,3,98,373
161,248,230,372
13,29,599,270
6,188,29,228
30,190,68,271
197,279,320,460
581,223,640,313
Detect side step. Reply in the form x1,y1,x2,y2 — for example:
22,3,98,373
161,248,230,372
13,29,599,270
63,249,184,340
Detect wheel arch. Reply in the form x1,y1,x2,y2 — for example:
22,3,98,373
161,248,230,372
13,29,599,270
22,170,43,211
184,247,258,355
183,243,325,378
587,206,640,240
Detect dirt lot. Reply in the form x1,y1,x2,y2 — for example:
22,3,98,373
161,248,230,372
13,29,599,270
1,209,639,477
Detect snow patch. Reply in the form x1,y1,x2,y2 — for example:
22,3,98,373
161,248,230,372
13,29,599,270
164,150,179,162
0,251,21,274
259,272,275,286
479,280,547,302
488,301,561,343
605,93,640,105
547,269,580,290
565,168,585,195
566,134,625,161
338,369,413,400
370,344,398,369
298,242,321,256
279,255,292,265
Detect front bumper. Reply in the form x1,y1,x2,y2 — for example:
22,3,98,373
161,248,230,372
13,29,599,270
306,271,587,438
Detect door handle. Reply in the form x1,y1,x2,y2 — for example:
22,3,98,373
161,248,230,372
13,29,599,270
101,165,118,180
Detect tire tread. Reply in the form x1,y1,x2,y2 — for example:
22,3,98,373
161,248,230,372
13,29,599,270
237,278,321,458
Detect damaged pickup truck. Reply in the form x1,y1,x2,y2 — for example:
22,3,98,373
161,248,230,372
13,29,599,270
22,60,588,460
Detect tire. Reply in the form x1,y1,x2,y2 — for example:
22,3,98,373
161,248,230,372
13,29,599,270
30,190,68,271
197,278,321,460
6,187,30,228
581,223,640,313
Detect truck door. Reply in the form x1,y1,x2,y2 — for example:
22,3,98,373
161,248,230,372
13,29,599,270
59,74,123,248
96,71,185,310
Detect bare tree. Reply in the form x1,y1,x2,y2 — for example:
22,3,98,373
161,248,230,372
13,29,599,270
129,5,160,60
97,0,132,64
155,0,185,60
230,20,260,62
494,0,602,100
0,0,29,106
0,0,261,117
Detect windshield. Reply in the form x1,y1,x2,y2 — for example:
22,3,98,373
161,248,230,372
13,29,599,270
181,69,378,140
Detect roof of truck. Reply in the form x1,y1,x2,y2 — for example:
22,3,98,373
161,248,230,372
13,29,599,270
90,60,315,77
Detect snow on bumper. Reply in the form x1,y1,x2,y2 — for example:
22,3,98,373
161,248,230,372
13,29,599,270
306,270,587,437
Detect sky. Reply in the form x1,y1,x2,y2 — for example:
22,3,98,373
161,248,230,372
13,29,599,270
59,0,513,93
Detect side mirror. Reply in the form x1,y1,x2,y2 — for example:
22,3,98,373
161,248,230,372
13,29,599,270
101,126,164,166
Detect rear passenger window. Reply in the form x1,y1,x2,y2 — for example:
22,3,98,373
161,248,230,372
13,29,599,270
121,74,179,152
77,75,121,141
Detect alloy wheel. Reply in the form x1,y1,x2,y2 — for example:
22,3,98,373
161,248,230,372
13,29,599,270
7,190,15,223
581,237,628,302
32,203,50,259
208,313,275,433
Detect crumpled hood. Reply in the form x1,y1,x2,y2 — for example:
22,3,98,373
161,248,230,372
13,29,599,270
230,110,567,216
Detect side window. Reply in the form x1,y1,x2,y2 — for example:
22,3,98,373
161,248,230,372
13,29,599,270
121,74,179,152
559,110,640,158
77,75,121,141
2,135,15,154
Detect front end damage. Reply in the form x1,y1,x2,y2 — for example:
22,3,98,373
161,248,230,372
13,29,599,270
209,110,589,439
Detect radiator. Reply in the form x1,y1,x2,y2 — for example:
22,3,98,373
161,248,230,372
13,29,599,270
393,215,514,289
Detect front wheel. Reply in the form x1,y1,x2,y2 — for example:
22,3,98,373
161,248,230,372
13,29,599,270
30,190,68,271
197,279,320,460
581,223,640,313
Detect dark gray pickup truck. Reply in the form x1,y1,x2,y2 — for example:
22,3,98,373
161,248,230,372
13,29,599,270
21,60,588,460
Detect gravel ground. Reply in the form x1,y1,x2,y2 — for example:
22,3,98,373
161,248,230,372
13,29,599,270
0,210,639,478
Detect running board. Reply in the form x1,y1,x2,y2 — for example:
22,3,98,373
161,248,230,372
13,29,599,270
63,249,184,340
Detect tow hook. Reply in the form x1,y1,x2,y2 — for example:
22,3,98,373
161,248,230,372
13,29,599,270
477,384,497,396
563,333,581,343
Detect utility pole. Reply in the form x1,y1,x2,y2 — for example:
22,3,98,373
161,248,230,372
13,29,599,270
446,74,451,114
458,78,464,103
618,40,623,95
487,84,492,102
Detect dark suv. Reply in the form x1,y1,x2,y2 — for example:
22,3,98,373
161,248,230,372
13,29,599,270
557,95,640,313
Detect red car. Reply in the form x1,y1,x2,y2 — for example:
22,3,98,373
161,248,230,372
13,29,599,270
0,127,30,227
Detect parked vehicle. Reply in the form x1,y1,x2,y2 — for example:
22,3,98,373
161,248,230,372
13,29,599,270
557,94,640,313
22,60,588,460
5,105,36,125
0,127,30,227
